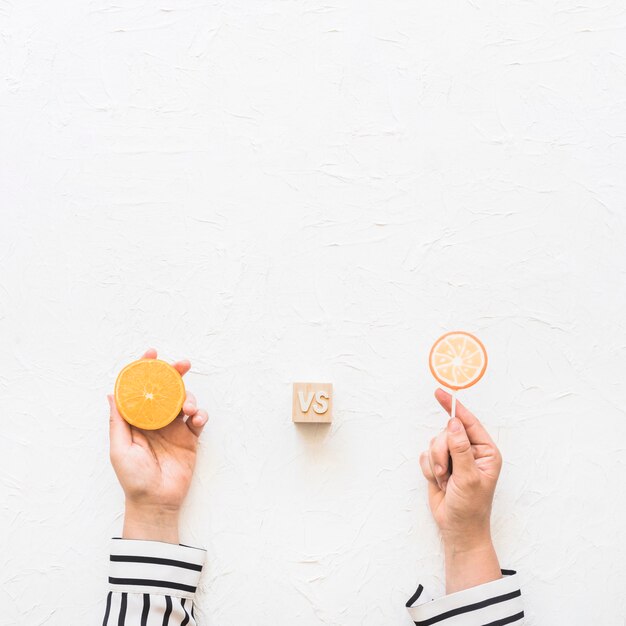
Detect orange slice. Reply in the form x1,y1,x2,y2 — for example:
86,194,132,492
114,358,186,430
429,331,487,390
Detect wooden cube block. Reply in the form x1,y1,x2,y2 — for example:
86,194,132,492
292,382,333,423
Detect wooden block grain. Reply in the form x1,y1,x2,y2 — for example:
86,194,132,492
292,382,333,423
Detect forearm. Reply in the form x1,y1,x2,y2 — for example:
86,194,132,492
407,532,521,624
105,504,203,625
122,501,180,543
104,537,205,625
444,536,502,594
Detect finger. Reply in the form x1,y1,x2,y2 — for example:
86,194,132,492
142,348,157,359
419,451,437,485
186,408,208,438
183,399,198,417
446,417,476,476
181,392,197,418
435,388,494,446
173,360,191,377
184,391,197,409
428,430,450,489
108,394,132,455
420,451,443,500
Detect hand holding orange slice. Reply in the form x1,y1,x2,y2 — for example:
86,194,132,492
429,331,487,391
114,358,186,430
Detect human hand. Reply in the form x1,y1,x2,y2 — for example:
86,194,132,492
419,388,502,593
108,348,208,543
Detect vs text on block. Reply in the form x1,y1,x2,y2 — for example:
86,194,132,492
292,382,333,423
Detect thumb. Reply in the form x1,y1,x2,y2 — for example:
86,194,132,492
108,394,132,455
447,417,476,476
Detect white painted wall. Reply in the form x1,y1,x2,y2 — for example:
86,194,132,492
1,1,625,624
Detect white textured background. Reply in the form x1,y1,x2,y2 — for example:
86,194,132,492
1,1,626,625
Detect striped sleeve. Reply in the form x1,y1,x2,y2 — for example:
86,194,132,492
103,538,206,625
406,570,523,625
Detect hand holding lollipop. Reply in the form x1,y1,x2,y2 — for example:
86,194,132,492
421,332,505,595
428,331,488,476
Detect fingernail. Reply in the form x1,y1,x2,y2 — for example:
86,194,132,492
435,464,444,476
448,418,461,432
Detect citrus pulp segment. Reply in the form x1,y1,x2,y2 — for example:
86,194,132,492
114,358,186,430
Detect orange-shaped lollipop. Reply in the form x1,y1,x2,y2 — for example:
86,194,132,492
429,331,488,391
429,331,487,472
114,358,186,430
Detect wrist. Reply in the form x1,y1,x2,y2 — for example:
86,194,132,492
443,536,501,594
122,500,180,544
442,526,493,555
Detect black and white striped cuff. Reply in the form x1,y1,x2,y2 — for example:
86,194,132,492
406,570,523,625
109,538,206,599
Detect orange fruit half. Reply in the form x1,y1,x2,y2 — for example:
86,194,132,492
114,358,186,430
429,331,487,390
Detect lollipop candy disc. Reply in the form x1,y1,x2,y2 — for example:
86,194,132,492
429,331,487,390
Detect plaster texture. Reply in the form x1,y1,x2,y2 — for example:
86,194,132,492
1,2,625,624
